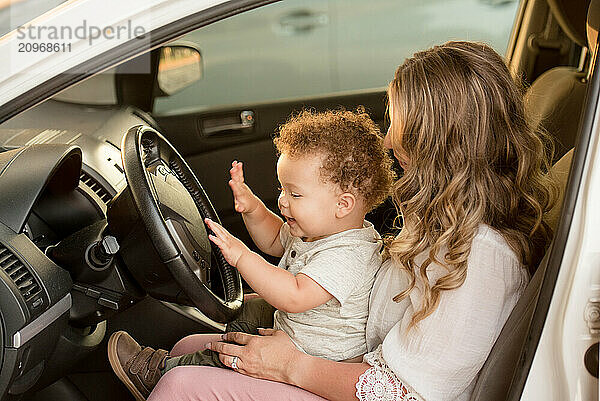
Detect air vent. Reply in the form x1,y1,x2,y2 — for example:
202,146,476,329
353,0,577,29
0,245,41,302
80,171,113,204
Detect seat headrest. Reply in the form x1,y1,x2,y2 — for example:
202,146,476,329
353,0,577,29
547,0,591,47
588,0,600,52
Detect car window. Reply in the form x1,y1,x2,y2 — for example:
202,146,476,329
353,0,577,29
153,0,520,116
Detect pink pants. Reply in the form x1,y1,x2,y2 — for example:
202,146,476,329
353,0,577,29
147,333,327,401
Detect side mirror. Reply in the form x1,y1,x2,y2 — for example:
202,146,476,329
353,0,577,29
156,44,203,96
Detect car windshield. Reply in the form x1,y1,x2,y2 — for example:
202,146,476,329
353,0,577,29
0,0,67,38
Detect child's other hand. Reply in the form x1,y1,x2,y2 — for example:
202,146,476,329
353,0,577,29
205,218,249,267
229,161,258,214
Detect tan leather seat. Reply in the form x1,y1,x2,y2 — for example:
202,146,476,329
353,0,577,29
525,0,590,161
526,71,586,161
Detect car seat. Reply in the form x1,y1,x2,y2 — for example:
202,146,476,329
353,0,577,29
469,1,599,399
525,0,590,161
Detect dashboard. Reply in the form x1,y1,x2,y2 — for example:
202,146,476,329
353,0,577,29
0,99,153,398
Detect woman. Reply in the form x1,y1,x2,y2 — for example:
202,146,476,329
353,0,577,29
147,41,555,401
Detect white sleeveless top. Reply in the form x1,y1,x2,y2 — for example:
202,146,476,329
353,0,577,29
357,225,529,401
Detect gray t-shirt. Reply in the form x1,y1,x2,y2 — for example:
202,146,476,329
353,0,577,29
273,220,382,361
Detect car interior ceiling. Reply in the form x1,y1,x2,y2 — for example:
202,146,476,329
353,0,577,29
0,0,597,400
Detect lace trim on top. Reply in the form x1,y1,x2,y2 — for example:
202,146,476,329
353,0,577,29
355,345,424,401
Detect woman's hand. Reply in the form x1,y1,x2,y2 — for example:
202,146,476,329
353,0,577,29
229,161,259,214
205,218,250,267
207,329,371,401
206,328,304,383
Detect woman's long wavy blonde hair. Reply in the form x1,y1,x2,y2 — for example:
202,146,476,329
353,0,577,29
386,41,557,328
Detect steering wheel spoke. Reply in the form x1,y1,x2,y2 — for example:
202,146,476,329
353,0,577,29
164,218,210,284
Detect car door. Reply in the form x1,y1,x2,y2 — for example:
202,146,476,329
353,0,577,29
152,0,520,259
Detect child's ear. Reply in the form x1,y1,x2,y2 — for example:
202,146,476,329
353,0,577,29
335,193,356,218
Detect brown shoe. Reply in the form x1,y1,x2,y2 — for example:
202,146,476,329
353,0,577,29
107,331,168,401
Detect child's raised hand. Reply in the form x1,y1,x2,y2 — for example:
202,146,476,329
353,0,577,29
229,161,259,214
205,218,249,267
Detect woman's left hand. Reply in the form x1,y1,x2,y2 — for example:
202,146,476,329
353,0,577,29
206,328,304,383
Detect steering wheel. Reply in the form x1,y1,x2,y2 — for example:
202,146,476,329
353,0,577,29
111,125,242,323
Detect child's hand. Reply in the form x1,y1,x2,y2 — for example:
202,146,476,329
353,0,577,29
229,161,259,214
205,218,249,267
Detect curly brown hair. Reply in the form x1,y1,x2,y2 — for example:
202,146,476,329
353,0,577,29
386,41,557,328
273,108,395,212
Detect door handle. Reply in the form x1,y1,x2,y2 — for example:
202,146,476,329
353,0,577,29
279,10,328,34
201,110,255,136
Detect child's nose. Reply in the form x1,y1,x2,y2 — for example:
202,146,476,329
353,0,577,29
278,192,288,209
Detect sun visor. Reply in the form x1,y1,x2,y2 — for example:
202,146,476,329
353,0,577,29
0,144,82,233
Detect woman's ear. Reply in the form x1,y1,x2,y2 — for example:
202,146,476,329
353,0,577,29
335,193,356,218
